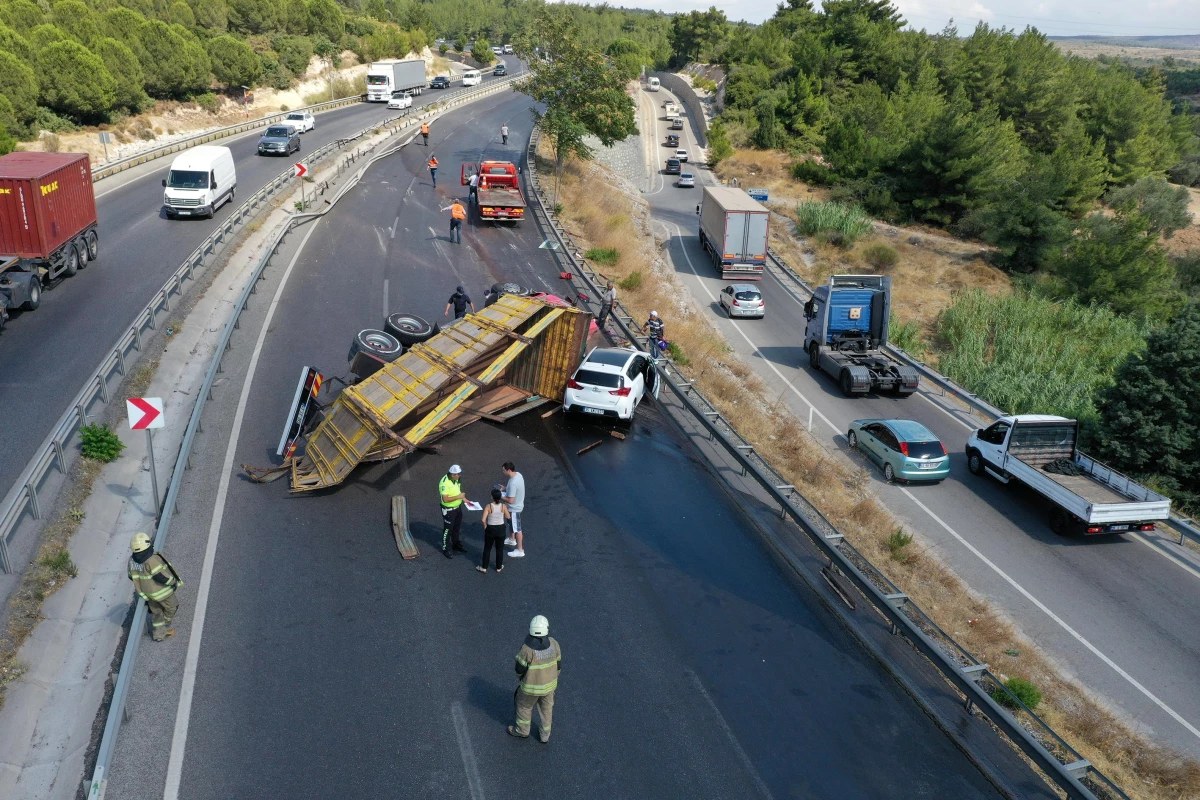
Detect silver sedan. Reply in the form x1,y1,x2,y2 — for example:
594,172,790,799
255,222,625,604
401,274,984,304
718,284,765,318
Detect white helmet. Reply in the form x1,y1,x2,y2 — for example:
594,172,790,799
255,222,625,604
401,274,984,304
529,615,549,637
649,310,658,317
131,532,151,553
448,464,462,474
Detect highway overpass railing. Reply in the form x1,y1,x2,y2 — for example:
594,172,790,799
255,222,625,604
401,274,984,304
84,76,517,799
523,124,1128,800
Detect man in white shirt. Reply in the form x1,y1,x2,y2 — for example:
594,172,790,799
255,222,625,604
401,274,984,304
468,171,480,204
501,124,509,145
502,461,526,557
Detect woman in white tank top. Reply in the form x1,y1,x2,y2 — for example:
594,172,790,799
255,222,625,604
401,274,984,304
478,488,510,573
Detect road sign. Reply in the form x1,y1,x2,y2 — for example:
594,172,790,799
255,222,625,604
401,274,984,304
294,162,308,178
277,367,324,458
747,188,769,202
126,397,164,430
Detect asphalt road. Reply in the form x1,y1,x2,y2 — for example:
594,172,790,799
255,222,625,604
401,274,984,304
644,85,1200,757
106,90,1041,800
0,60,518,510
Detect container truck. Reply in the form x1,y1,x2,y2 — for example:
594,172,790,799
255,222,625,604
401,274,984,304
0,152,98,329
461,161,525,222
966,415,1171,536
802,275,919,396
697,186,768,280
366,59,426,102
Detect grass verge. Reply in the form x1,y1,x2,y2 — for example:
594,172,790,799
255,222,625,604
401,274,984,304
541,142,1200,800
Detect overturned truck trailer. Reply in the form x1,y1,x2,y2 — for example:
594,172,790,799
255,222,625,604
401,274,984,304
286,295,590,492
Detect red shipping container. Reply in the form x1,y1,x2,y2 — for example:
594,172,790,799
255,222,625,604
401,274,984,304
0,152,97,261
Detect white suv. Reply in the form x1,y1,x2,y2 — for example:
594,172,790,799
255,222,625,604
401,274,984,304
563,347,657,420
284,111,315,132
387,92,413,110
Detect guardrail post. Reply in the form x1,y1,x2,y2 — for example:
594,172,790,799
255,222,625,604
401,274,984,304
27,481,41,520
95,373,109,404
960,664,988,713
52,438,65,472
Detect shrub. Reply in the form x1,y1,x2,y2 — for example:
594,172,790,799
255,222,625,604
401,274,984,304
41,133,60,152
279,104,289,111
992,677,1042,711
617,271,642,290
438,43,448,55
888,314,925,358
79,423,125,462
666,341,689,365
795,201,872,245
862,242,898,269
884,528,913,561
791,158,833,186
193,91,219,113
585,247,619,266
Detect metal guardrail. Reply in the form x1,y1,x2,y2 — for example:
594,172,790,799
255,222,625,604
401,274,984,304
762,246,1200,549
84,75,517,799
523,126,1127,800
90,95,366,182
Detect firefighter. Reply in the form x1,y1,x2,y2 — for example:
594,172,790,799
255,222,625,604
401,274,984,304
420,121,430,146
508,615,561,742
428,155,439,187
128,532,182,642
439,464,471,557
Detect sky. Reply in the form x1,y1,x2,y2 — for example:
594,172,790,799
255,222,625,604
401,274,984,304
563,0,1200,37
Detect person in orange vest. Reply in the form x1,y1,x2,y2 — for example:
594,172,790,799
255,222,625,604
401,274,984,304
428,154,438,187
440,198,467,243
420,121,430,146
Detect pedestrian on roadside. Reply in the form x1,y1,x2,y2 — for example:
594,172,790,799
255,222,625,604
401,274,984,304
508,615,561,742
440,199,466,243
501,124,509,145
439,464,471,558
128,533,183,642
502,461,526,558
468,170,480,204
428,154,439,187
477,488,510,574
421,121,430,146
643,310,665,357
597,280,616,331
445,285,475,319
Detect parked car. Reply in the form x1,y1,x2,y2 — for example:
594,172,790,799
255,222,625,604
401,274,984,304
718,284,764,318
677,172,695,188
848,419,950,483
675,148,689,162
665,134,679,147
388,91,414,110
284,111,315,132
430,75,451,89
664,158,681,175
670,117,685,130
257,124,300,156
494,63,507,76
563,347,657,420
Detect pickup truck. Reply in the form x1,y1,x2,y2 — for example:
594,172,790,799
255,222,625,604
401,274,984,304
461,160,525,222
966,415,1171,535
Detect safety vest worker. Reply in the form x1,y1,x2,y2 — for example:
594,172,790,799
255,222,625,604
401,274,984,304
451,201,466,220
420,121,430,145
428,155,439,187
128,532,183,642
439,465,468,556
508,615,562,742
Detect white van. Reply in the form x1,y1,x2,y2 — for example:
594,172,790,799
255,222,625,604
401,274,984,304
647,77,660,91
162,146,236,219
462,69,482,87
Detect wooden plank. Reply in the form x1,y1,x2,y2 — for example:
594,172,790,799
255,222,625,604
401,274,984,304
391,495,420,559
540,406,560,419
577,440,604,455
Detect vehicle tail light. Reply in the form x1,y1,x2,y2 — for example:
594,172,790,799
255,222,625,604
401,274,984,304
731,298,740,306
940,442,948,456
610,387,631,397
1139,523,1155,531
567,378,582,390
1087,526,1103,534
899,442,909,456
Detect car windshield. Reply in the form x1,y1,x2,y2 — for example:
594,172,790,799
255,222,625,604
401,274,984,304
573,369,621,388
367,75,388,85
667,159,679,165
735,290,761,301
681,173,693,179
264,127,290,137
586,350,632,367
286,114,303,120
906,441,945,459
166,170,208,189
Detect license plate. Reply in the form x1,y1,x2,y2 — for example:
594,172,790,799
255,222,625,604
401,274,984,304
495,211,508,216
1109,524,1129,531
178,210,191,215
918,462,940,470
582,407,604,415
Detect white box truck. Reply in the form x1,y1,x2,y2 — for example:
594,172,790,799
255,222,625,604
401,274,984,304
367,59,427,102
966,415,1171,535
162,146,236,219
697,186,769,280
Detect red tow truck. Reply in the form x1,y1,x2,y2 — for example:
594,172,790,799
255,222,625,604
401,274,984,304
460,160,525,223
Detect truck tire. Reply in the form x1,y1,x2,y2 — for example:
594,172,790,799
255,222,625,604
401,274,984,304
23,277,41,310
63,244,80,277
349,329,403,363
839,369,855,396
967,450,983,475
85,230,99,261
75,238,89,269
808,343,821,369
385,313,438,346
1049,508,1071,536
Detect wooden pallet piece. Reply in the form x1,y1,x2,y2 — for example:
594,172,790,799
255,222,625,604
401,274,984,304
391,495,420,559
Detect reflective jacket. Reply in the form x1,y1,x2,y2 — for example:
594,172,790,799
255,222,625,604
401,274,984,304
451,202,466,220
428,157,438,169
439,474,464,508
128,552,180,602
515,635,561,696
421,123,429,134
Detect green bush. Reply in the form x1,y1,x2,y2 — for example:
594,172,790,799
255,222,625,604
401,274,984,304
617,271,642,290
666,341,688,365
795,201,872,245
32,106,78,133
862,242,898,269
585,247,619,266
438,43,448,55
992,677,1043,711
888,314,925,358
884,528,913,561
791,158,833,186
79,423,125,463
192,92,219,113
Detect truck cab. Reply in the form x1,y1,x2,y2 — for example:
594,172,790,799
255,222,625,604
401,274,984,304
461,161,524,222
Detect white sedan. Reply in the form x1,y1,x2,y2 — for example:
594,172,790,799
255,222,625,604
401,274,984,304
563,347,657,420
677,172,695,188
387,92,414,110
284,111,314,132
675,148,689,162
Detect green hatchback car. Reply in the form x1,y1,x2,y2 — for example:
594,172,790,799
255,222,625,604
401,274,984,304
847,418,949,483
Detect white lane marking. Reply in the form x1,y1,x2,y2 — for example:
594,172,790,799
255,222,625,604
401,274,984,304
391,215,400,238
374,227,387,253
687,670,773,799
900,486,1200,743
668,222,839,434
451,702,486,800
383,278,389,318
163,219,322,799
1130,531,1200,580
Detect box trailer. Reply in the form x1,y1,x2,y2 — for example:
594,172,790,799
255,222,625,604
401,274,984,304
697,186,768,280
367,59,426,102
0,152,98,328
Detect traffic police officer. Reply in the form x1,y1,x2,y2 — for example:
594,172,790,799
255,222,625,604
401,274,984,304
128,532,182,642
508,615,562,742
439,464,470,558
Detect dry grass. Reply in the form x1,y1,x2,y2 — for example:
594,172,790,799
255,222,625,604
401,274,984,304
546,143,1200,800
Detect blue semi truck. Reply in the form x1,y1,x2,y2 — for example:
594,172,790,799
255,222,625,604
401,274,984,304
802,275,919,397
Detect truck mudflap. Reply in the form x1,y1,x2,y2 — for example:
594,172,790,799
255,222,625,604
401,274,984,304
844,365,872,394
896,364,920,392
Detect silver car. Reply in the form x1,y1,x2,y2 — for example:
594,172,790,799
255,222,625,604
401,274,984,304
719,284,764,318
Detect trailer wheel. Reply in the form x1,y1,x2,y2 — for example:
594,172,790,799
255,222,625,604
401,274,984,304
85,230,99,261
63,244,80,277
75,238,89,269
808,343,820,369
967,450,983,475
385,313,438,346
839,369,855,396
1049,508,1071,536
23,277,41,310
349,329,403,362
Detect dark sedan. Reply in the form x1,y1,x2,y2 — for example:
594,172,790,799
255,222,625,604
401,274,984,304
257,124,300,156
430,75,451,89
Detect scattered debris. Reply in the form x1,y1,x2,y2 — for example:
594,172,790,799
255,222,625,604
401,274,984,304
540,406,560,418
609,431,626,440
576,440,604,455
391,496,419,559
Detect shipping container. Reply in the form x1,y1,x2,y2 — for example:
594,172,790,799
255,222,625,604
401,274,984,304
0,152,97,261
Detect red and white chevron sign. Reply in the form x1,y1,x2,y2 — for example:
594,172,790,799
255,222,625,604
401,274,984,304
126,397,164,430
